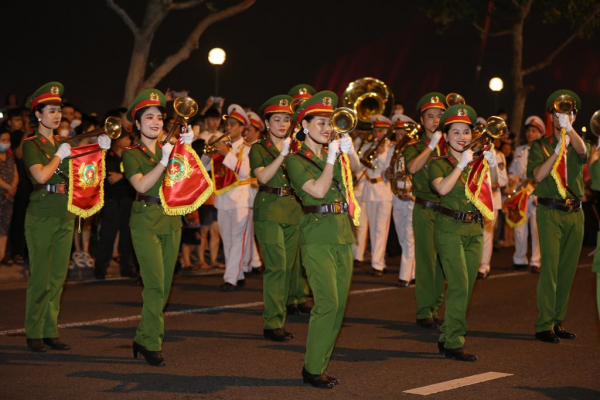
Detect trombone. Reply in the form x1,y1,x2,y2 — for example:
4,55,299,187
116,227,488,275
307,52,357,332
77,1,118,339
161,96,199,145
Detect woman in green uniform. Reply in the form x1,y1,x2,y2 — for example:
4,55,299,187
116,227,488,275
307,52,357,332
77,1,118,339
285,91,355,389
429,104,498,362
250,95,302,342
123,88,193,366
23,82,110,352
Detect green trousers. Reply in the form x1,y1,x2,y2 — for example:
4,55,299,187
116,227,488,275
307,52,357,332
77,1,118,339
301,243,353,375
287,257,310,307
24,214,74,339
131,226,182,351
254,220,300,329
413,204,446,319
435,228,482,349
535,205,584,332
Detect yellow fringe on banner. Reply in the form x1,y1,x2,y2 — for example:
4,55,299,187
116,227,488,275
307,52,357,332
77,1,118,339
159,143,215,216
550,127,568,199
340,154,361,226
67,151,106,219
465,156,495,221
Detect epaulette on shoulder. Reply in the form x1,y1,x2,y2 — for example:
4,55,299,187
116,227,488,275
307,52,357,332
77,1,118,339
431,155,450,162
242,140,252,147
125,144,141,151
407,139,420,146
24,136,36,141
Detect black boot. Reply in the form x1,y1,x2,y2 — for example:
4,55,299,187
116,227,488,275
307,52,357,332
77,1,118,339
26,339,47,353
42,338,71,350
133,341,166,366
302,366,334,389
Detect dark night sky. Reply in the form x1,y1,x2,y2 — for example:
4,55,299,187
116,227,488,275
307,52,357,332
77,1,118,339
2,0,600,130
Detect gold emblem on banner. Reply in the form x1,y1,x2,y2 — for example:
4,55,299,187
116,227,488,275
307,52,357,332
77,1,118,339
78,162,100,189
164,153,192,187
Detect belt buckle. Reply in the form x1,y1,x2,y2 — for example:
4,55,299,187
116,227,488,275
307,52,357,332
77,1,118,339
332,201,342,214
463,212,475,223
280,187,290,196
565,199,578,212
56,184,66,194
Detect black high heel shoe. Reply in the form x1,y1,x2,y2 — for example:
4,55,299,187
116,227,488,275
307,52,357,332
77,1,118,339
132,341,144,359
302,366,334,389
133,341,166,367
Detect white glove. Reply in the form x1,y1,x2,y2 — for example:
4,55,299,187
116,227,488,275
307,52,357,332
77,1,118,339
179,126,194,145
97,134,111,150
427,131,442,151
557,113,573,133
327,140,340,165
554,134,571,155
483,150,496,168
54,143,71,161
160,142,174,167
340,135,354,155
280,137,292,156
457,149,474,171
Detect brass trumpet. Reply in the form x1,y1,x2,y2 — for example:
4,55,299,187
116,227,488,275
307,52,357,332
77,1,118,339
64,116,122,142
590,110,600,137
446,92,466,107
283,98,306,139
463,116,508,152
330,107,358,139
161,96,199,145
203,133,231,156
553,94,576,114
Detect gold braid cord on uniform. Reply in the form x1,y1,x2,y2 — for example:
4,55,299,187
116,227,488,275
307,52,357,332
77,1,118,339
340,154,361,226
551,128,568,199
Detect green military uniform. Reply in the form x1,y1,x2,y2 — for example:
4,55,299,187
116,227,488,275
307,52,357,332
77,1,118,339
285,91,354,375
123,89,182,352
589,157,600,319
403,92,447,322
429,155,483,349
23,82,76,341
285,84,316,308
527,90,588,333
250,94,303,330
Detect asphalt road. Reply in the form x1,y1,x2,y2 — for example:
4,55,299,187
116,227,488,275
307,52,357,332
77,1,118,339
1,247,599,399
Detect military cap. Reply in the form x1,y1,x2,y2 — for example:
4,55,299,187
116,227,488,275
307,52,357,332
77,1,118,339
288,84,316,100
524,115,546,135
294,90,338,122
439,104,477,130
371,114,392,129
259,95,293,118
545,89,581,113
391,114,416,129
26,81,64,109
224,104,249,127
416,92,447,113
247,111,265,131
126,88,166,122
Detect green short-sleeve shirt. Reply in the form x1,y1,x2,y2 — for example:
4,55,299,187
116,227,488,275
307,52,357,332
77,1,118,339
429,156,482,236
123,144,182,234
249,139,302,225
22,132,75,219
527,135,590,199
403,135,440,203
284,143,354,245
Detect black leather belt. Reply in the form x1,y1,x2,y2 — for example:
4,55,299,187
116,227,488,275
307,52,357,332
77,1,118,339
33,183,68,194
259,185,295,197
368,177,383,184
537,197,581,213
136,193,161,205
414,196,440,210
303,201,349,215
438,205,483,223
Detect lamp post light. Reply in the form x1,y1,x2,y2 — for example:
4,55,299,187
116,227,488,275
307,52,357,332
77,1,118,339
489,77,504,114
208,48,226,96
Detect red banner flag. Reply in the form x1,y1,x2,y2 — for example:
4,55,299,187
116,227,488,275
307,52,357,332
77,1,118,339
68,143,105,218
159,141,214,216
504,189,529,228
465,147,495,220
210,151,240,195
551,128,568,199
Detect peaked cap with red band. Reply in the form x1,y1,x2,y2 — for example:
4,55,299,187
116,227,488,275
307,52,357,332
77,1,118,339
294,90,338,122
247,111,265,131
370,114,392,129
416,92,447,113
391,113,416,128
439,104,477,130
524,115,546,136
26,82,64,109
288,84,316,100
126,88,166,122
259,94,293,118
225,104,250,127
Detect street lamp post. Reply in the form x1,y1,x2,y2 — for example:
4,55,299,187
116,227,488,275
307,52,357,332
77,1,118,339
208,48,226,96
489,77,504,114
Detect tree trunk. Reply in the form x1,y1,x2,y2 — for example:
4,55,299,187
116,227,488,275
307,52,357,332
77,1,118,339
509,19,526,145
122,36,152,107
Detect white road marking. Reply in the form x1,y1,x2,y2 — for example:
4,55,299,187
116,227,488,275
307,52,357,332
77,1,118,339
0,263,593,336
403,372,513,395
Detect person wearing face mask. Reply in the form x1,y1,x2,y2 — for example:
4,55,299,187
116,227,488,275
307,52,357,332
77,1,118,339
249,95,302,342
285,91,357,389
22,82,111,353
122,88,193,366
0,129,18,266
211,104,254,291
527,90,588,344
56,118,70,137
403,93,447,329
430,104,498,362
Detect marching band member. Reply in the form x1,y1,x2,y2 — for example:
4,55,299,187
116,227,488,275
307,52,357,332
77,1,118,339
123,88,193,366
250,95,301,342
212,104,254,291
357,115,393,276
528,90,588,343
351,129,370,265
508,116,544,273
430,104,498,361
478,143,508,279
386,114,416,286
23,82,110,352
285,91,355,388
245,111,265,275
403,93,447,329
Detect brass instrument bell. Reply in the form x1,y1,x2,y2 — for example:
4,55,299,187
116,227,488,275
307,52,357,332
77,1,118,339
463,116,508,151
342,78,394,130
590,110,600,137
446,93,466,107
64,116,122,142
